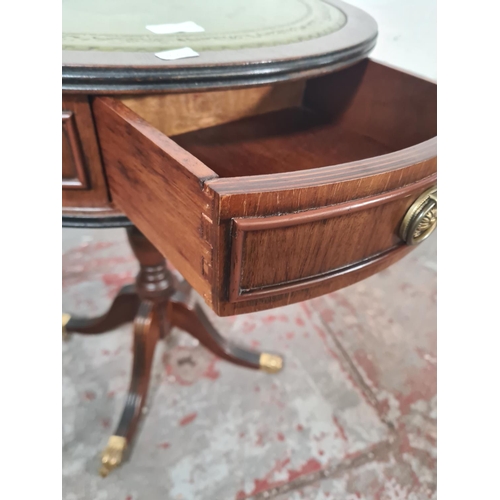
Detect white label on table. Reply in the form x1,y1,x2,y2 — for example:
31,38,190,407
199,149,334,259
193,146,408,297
154,47,200,61
146,21,205,34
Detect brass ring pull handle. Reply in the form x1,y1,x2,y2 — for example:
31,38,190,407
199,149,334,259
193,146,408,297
400,186,437,245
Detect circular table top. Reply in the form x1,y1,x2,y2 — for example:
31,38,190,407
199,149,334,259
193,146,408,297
62,0,377,93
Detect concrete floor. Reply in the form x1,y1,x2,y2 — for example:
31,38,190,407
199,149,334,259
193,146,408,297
62,228,436,499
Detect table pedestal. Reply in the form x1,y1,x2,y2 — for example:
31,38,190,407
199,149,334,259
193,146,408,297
62,226,284,476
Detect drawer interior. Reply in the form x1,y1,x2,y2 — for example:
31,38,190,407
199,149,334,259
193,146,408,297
172,106,393,177
122,59,436,179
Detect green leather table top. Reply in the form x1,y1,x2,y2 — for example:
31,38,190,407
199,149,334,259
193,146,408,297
62,0,377,92
63,0,347,52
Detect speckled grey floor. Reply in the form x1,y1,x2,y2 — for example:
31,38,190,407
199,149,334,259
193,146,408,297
63,227,436,500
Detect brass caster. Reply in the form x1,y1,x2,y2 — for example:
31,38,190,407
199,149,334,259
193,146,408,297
100,435,127,477
62,313,71,341
259,353,284,374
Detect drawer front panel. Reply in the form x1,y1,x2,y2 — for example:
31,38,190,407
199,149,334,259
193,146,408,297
62,95,110,209
62,110,88,189
229,176,436,302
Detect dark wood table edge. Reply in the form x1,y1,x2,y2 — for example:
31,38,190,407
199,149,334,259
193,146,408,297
62,214,132,229
62,38,376,93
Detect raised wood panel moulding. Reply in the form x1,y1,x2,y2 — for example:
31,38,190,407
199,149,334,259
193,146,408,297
229,174,436,302
62,110,89,189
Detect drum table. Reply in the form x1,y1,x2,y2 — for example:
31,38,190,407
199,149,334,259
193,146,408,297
62,0,437,477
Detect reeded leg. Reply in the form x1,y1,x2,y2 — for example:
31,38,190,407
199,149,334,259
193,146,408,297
64,284,139,336
169,301,284,373
100,300,164,477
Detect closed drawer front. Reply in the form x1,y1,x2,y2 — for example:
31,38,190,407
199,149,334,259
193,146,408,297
62,95,110,209
62,110,88,189
92,59,437,316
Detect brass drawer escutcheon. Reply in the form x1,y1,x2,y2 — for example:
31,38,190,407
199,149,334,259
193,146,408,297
400,186,437,245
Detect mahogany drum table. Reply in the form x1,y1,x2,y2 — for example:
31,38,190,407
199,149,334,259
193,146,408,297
62,0,437,476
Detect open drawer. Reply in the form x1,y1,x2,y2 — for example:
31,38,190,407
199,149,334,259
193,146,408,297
93,59,437,316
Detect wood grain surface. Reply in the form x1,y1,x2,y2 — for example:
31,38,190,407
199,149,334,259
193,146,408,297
304,58,437,151
120,82,306,137
62,95,110,208
92,96,218,307
62,110,88,189
173,107,394,178
229,175,436,302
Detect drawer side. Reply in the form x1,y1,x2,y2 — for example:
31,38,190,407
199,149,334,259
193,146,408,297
93,97,219,306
